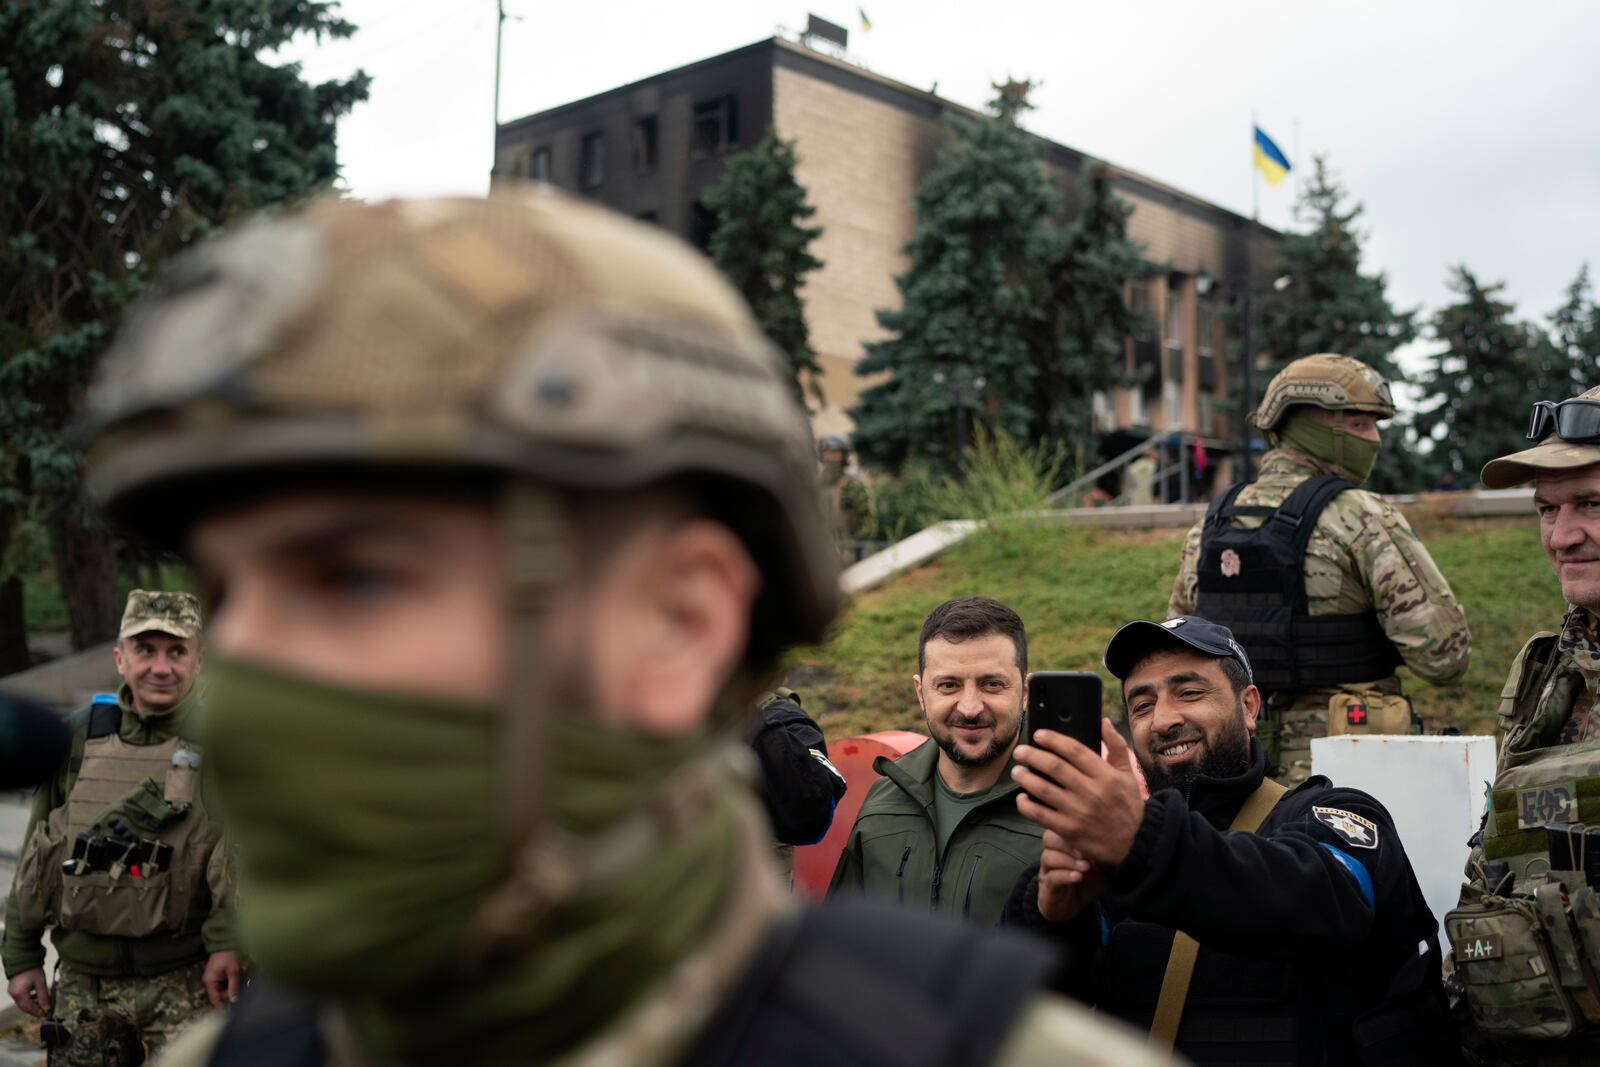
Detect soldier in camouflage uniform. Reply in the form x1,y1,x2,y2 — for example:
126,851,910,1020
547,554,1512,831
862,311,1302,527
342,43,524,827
76,191,1170,1067
1449,386,1600,1063
1170,354,1471,784
4,591,238,1065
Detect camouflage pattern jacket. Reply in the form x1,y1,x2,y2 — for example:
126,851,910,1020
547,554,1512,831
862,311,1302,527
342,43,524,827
1170,447,1472,694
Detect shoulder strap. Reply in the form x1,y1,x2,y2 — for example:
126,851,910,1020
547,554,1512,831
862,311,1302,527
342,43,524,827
207,980,324,1067
1148,777,1288,1051
1274,474,1352,559
86,703,121,740
690,899,1053,1067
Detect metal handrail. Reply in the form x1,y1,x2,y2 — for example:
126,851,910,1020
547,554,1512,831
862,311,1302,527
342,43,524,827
1047,436,1161,503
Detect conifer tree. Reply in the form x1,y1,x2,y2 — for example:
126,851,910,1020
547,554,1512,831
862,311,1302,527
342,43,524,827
1415,267,1547,485
850,83,1054,475
704,129,825,406
1544,264,1600,395
0,1,368,656
1030,163,1153,464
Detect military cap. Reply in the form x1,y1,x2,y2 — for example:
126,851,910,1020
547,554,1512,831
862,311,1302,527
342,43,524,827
119,589,202,641
1104,616,1253,684
1251,353,1396,431
83,189,839,659
1482,384,1600,488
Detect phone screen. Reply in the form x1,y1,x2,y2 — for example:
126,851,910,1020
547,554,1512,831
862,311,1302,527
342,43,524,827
1027,671,1103,752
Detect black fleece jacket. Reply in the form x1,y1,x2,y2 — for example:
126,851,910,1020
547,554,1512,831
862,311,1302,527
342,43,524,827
1002,739,1458,1066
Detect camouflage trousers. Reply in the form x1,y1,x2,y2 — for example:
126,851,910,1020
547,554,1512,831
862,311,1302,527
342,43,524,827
47,961,211,1066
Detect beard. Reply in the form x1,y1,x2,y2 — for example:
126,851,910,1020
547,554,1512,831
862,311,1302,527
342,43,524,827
932,711,1022,769
1138,701,1252,794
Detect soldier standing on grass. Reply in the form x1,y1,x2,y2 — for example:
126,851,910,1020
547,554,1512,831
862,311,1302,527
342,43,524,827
1168,354,1471,784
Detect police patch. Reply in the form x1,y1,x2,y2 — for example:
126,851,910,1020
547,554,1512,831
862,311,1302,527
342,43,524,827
1312,806,1380,850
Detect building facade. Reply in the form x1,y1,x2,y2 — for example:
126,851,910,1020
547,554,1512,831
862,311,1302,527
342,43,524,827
494,36,1280,474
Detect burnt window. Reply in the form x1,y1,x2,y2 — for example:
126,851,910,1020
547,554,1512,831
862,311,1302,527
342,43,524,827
579,132,605,189
692,96,739,157
633,116,659,174
530,145,552,182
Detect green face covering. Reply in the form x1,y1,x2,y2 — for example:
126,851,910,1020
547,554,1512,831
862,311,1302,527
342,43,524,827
203,657,742,1062
1278,412,1381,484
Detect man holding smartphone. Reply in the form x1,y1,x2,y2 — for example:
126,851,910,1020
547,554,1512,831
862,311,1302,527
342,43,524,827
828,596,1044,924
1003,616,1456,1064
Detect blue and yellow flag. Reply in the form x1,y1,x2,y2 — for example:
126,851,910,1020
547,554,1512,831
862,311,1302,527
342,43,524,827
859,6,872,30
1253,126,1290,185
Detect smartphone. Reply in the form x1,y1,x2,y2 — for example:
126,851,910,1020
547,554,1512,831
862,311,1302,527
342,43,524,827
1027,671,1103,752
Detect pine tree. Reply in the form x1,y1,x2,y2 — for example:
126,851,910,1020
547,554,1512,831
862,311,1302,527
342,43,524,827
0,1,368,656
1544,264,1600,395
1030,163,1153,465
850,83,1053,475
1415,267,1548,485
703,129,825,406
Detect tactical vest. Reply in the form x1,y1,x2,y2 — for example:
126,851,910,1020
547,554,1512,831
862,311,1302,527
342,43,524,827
204,899,1052,1067
1194,474,1402,695
1448,629,1600,1048
13,702,215,938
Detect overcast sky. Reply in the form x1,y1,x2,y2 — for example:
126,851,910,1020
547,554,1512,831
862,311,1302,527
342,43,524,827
279,0,1599,393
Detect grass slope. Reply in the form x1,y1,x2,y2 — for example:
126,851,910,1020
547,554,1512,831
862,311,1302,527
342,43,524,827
788,515,1562,741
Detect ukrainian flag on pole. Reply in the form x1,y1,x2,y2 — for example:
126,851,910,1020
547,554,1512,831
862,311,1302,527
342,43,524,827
1253,126,1291,185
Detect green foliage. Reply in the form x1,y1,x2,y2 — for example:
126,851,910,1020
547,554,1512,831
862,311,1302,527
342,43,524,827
1029,165,1154,461
789,516,1556,740
1542,264,1600,395
703,129,824,405
1250,157,1424,491
851,82,1148,477
856,428,1064,544
0,0,368,645
850,91,1052,475
1416,267,1552,484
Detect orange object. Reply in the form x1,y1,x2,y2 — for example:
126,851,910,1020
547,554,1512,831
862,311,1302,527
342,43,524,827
791,731,926,899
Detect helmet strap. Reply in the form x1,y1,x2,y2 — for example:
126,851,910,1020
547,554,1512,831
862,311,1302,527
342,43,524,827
1331,424,1346,470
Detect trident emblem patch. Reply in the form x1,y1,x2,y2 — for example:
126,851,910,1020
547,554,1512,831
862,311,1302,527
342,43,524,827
1221,549,1242,578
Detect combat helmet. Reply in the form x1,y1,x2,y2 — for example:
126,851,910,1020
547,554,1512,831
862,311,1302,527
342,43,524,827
1250,353,1396,432
86,189,838,665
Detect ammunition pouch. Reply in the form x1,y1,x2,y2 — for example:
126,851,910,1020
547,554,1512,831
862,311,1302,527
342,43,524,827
1327,692,1416,738
1447,880,1600,1042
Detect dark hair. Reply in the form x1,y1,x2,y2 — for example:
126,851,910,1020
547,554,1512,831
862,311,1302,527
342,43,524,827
918,596,1027,675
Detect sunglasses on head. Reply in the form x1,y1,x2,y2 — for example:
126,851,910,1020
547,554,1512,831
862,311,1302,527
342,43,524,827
1528,399,1600,443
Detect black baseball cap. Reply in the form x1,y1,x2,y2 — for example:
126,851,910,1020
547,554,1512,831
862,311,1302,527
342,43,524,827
1103,616,1254,684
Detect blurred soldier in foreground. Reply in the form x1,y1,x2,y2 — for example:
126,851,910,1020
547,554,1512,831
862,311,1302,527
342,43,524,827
4,590,238,1064
1169,354,1471,783
1005,616,1456,1064
749,688,846,883
83,190,1167,1066
1451,387,1600,1064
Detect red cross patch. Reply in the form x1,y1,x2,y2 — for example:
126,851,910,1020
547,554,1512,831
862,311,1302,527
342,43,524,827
1346,704,1368,726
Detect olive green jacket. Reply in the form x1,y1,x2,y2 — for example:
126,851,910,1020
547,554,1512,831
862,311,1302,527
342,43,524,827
826,739,1042,925
2,688,235,978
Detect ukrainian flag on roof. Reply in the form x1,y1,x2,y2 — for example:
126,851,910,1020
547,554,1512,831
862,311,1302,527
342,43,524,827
1254,126,1291,185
